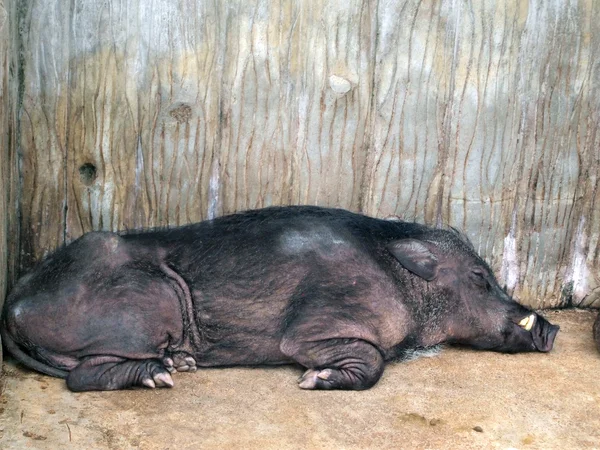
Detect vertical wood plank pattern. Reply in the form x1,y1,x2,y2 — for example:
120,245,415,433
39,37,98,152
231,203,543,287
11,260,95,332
366,0,600,307
18,0,69,268
0,0,8,315
217,1,375,212
0,0,7,366
65,1,222,236
0,0,18,367
14,0,600,308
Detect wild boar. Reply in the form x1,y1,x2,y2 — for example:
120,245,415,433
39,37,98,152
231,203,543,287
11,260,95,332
1,206,559,391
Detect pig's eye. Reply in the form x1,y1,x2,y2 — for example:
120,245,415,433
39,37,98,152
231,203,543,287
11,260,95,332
471,270,490,289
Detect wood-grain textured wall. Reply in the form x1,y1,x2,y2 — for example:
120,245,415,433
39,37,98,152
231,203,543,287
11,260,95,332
0,0,17,367
14,0,600,309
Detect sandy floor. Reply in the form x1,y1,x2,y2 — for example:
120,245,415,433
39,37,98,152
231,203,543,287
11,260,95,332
1,309,599,449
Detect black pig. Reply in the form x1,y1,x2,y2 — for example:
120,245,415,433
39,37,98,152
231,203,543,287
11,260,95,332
1,206,559,391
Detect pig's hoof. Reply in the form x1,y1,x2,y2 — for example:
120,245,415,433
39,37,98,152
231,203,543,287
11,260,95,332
175,356,198,372
162,352,197,373
163,357,176,373
141,370,174,389
298,369,333,389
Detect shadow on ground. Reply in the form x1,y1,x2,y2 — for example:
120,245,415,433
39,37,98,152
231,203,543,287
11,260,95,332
1,309,599,449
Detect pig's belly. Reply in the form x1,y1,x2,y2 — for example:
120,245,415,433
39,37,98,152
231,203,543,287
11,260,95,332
191,293,293,367
194,337,291,367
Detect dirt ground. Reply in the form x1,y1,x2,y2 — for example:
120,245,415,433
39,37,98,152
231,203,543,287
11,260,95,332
0,309,599,449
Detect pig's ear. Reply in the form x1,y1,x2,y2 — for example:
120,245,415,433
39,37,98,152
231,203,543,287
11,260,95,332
387,239,438,281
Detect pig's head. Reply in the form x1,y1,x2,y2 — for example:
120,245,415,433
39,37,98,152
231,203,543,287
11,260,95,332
388,230,559,353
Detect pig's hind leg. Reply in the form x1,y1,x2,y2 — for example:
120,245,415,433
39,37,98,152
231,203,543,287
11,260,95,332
281,338,384,390
62,266,188,391
67,356,174,392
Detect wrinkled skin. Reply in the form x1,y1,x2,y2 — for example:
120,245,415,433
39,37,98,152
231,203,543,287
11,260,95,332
1,206,559,391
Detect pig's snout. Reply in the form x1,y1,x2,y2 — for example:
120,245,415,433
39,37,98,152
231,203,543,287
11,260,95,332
529,314,560,352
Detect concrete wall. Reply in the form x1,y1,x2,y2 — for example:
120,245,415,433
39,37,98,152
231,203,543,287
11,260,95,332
12,0,600,308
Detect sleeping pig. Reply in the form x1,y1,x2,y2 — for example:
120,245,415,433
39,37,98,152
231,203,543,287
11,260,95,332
1,206,559,391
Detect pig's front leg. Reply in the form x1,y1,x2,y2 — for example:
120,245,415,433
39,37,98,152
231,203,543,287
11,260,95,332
162,351,197,373
281,338,384,390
